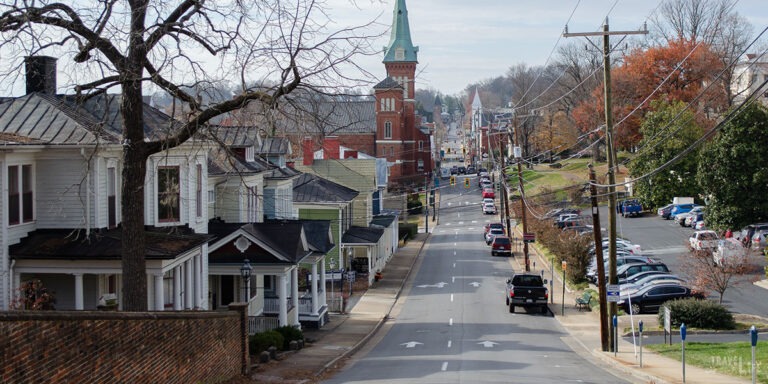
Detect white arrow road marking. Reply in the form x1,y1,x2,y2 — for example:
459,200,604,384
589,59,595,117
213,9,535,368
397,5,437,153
478,341,498,348
416,282,448,288
401,341,423,348
469,282,481,287
449,318,453,326
450,294,454,302
458,221,464,225
441,362,448,371
471,220,477,223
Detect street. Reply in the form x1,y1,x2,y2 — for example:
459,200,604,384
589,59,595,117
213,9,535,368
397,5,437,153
323,178,629,383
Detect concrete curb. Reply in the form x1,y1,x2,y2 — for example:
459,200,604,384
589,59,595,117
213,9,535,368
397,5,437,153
315,234,430,376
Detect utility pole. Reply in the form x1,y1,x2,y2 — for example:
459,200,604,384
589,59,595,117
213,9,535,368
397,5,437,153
565,19,647,352
424,175,429,234
502,133,511,234
513,114,530,272
589,164,609,352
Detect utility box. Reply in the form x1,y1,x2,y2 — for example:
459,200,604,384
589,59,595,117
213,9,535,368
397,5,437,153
673,197,694,205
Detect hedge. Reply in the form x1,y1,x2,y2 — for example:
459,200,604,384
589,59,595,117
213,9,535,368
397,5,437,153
658,298,736,330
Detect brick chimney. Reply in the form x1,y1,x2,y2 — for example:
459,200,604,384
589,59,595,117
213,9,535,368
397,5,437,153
25,56,57,95
323,136,340,160
302,137,314,166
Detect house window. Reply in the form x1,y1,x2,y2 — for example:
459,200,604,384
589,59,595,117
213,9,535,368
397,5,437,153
157,166,180,222
417,159,424,172
384,121,392,138
390,147,394,157
246,186,258,222
196,164,203,218
418,141,424,151
107,167,117,228
8,164,34,225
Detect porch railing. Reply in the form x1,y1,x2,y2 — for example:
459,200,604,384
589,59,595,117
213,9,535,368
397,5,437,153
262,297,295,314
298,297,313,314
248,316,279,334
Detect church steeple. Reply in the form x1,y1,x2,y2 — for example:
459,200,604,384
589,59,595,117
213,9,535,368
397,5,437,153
383,0,419,63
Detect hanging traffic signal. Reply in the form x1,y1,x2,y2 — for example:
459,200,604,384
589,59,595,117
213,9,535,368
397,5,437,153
464,178,470,188
450,176,456,186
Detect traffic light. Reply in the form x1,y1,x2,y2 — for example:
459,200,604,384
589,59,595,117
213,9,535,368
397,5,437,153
464,178,470,188
450,176,456,186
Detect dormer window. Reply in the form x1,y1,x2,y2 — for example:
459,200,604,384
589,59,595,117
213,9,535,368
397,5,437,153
395,47,405,60
245,147,255,162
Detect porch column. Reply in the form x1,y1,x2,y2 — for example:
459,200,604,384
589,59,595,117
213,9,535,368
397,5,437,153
367,247,372,281
73,273,84,310
320,259,327,308
173,266,182,310
277,273,287,326
185,259,193,309
291,268,299,327
310,262,319,315
154,272,164,311
193,254,202,309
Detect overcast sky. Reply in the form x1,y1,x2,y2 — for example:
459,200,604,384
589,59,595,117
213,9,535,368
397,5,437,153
328,0,768,97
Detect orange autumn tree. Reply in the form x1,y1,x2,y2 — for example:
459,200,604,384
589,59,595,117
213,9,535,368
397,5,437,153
573,39,726,150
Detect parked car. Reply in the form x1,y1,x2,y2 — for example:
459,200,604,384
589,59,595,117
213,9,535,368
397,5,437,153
620,275,686,296
483,202,497,215
657,204,674,218
621,270,673,285
675,206,704,226
478,175,491,187
481,180,493,190
484,222,504,238
615,262,670,282
482,188,495,199
747,228,768,251
617,283,692,314
693,219,707,230
482,198,495,206
458,166,466,174
619,199,643,217
587,255,658,284
737,223,768,248
685,212,705,228
491,235,512,256
486,228,505,244
689,230,719,251
713,238,748,267
505,273,549,314
466,166,476,174
669,203,699,221
544,208,581,219
450,165,458,175
556,216,584,229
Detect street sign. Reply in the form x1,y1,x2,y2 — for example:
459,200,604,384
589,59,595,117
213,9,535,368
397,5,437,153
523,233,535,243
607,284,620,302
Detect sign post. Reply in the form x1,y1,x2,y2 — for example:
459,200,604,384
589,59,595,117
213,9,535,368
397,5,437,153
561,261,567,316
639,320,644,368
606,284,620,303
664,307,672,345
613,315,618,357
751,325,758,384
681,323,687,383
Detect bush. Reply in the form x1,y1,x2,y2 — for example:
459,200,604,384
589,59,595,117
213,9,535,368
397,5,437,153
249,330,284,354
407,200,423,214
657,298,736,330
275,325,304,349
400,223,418,240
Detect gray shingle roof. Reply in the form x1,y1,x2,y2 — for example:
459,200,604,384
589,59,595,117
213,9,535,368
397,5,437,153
257,137,291,155
373,77,402,90
293,173,359,203
275,97,376,135
342,226,385,244
0,93,181,145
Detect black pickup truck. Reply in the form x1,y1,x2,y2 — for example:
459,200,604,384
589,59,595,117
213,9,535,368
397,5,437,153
505,273,549,314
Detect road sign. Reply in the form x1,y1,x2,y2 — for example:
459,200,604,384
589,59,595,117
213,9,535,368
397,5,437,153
607,284,620,302
523,233,535,243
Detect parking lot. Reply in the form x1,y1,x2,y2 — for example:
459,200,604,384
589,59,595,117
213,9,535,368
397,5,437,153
599,206,768,317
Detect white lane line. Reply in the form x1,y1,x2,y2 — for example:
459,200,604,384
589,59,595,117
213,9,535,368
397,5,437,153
450,294,454,302
454,243,457,246
453,263,456,268
458,221,464,225
449,318,453,326
452,276,455,282
447,340,452,348
441,362,448,371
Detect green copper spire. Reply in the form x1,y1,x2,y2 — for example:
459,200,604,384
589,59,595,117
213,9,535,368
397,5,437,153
383,0,418,63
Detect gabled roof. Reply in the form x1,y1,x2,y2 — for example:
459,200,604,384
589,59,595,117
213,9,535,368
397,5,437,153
207,147,274,176
300,219,335,254
207,125,258,147
208,220,312,265
293,173,359,203
342,226,385,244
370,215,396,228
275,97,376,135
9,227,212,260
257,136,291,156
0,93,181,145
373,77,402,90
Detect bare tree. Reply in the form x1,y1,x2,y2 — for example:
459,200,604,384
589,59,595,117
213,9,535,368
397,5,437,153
0,0,380,311
680,248,749,304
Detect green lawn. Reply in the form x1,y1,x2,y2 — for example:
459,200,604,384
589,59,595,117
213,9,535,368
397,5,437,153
647,341,767,382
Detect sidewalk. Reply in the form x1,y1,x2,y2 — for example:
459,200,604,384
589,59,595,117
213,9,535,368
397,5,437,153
248,231,428,383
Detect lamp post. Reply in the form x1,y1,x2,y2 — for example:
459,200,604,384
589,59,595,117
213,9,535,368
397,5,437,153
240,259,252,303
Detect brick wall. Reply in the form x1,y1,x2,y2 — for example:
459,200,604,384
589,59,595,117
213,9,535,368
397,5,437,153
1,309,247,384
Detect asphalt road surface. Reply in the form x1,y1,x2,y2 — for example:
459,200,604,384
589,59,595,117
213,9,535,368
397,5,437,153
324,179,629,384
